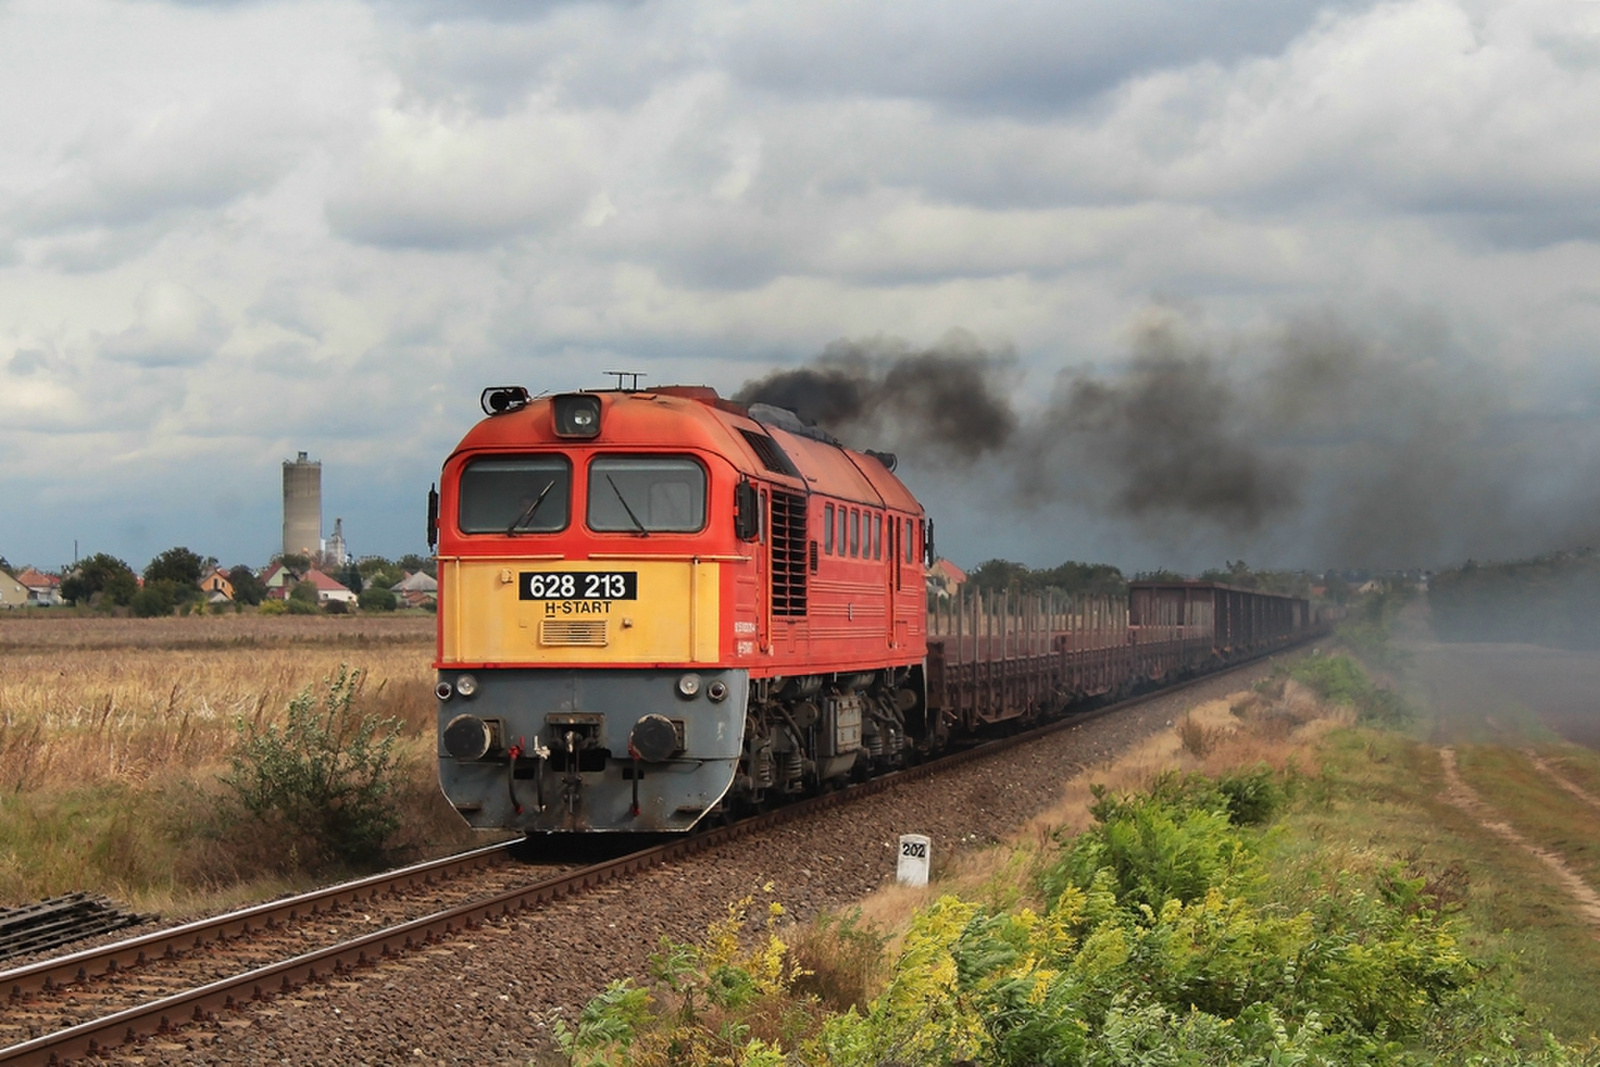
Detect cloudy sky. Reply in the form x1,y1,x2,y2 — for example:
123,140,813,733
4,0,1600,576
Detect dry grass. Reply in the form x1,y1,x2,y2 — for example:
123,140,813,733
0,610,433,652
0,616,471,910
0,644,435,792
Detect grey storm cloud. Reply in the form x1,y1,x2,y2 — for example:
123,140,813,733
378,0,1370,118
717,0,1370,115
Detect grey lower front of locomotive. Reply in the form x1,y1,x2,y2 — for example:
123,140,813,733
436,667,749,833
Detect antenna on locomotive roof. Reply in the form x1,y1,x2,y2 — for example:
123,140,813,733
604,370,646,391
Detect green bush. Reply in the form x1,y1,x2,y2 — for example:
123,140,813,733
130,580,179,617
220,665,403,870
1040,779,1256,915
285,597,318,615
257,598,287,615
1290,654,1412,726
358,586,397,612
1217,765,1284,825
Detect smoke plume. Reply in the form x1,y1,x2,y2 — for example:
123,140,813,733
734,330,1017,462
734,308,1600,570
1038,317,1298,532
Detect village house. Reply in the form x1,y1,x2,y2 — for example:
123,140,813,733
198,567,234,601
14,568,62,606
0,571,29,609
259,561,302,594
391,570,438,609
304,569,357,605
925,557,967,600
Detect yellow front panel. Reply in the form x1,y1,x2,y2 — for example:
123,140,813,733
441,558,721,665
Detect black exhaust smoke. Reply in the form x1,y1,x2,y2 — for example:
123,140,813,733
734,331,1017,463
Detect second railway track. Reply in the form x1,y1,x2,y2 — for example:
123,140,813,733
2,643,1313,1066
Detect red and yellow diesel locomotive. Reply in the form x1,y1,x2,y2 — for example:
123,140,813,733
431,385,932,833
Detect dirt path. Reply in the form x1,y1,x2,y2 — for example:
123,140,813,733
1524,749,1600,815
1437,746,1600,932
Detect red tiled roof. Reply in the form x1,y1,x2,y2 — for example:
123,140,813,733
300,568,351,594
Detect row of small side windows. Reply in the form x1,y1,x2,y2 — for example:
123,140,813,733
821,502,916,563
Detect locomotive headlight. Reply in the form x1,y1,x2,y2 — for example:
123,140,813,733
435,681,454,701
455,673,479,698
553,394,602,438
676,672,701,699
444,714,495,761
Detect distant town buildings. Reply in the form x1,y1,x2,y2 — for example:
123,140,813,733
13,568,62,606
1,446,435,614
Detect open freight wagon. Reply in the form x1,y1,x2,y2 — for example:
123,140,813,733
924,580,1315,734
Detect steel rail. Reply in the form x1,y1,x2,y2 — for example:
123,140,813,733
1,635,1317,1065
1,840,516,1001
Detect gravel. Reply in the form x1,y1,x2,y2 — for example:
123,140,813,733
109,661,1281,1066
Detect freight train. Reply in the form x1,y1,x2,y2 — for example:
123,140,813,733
429,383,1314,835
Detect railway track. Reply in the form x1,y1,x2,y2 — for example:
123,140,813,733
1,642,1314,1065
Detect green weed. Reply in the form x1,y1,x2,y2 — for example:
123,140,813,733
219,664,402,870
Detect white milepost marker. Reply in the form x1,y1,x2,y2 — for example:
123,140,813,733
896,834,930,886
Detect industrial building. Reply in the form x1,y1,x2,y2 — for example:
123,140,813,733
282,451,322,559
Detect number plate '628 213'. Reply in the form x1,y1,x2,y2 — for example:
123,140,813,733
519,571,638,600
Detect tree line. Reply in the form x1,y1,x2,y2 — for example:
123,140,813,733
1429,548,1600,648
962,558,1317,600
41,548,436,617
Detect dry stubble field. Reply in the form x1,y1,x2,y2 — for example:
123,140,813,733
0,612,479,912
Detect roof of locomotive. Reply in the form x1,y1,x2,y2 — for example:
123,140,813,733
448,386,922,513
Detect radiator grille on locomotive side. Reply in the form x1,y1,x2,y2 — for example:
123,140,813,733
540,620,608,646
769,489,809,616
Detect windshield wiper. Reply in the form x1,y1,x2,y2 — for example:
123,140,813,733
506,479,557,535
605,475,649,536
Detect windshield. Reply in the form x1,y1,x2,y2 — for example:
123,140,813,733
587,456,706,533
458,455,571,534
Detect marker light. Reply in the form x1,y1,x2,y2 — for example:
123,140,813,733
456,673,478,698
676,673,702,699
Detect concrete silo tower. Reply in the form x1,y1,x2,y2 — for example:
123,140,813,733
282,451,322,559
